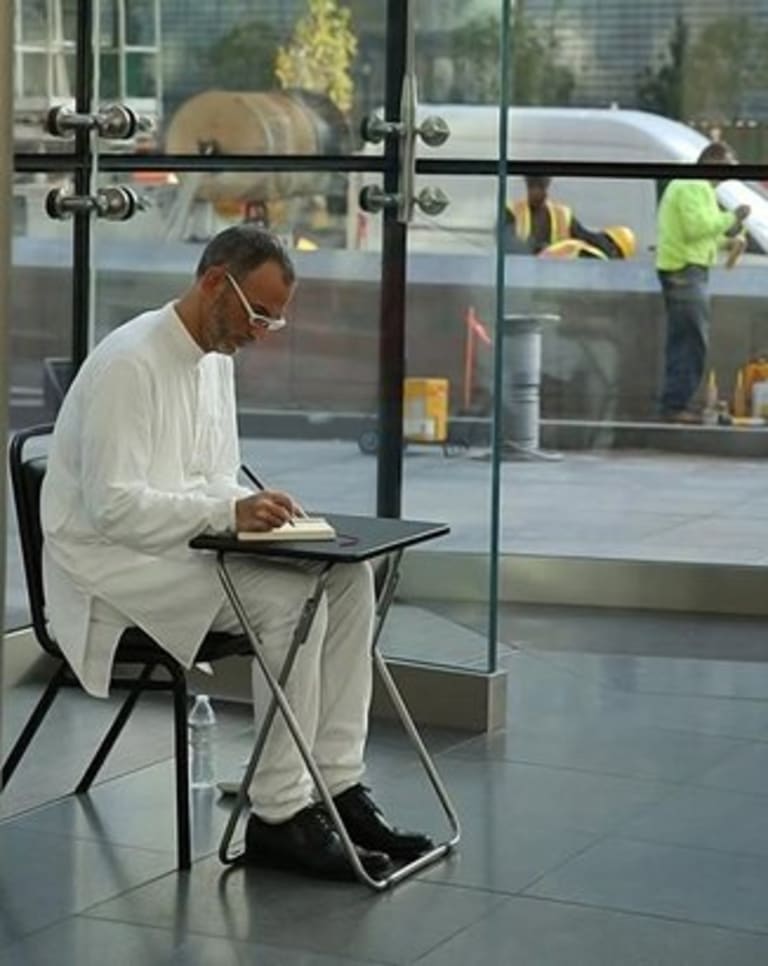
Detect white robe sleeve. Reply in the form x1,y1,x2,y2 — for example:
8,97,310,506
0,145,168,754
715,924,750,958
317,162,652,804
81,356,233,553
202,357,252,511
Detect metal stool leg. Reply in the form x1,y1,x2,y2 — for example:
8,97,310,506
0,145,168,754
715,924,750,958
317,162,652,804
2,663,69,787
76,663,156,793
171,667,192,871
217,558,332,866
216,550,461,889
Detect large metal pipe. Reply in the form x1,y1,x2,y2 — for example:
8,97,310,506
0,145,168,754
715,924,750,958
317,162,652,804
165,89,350,202
0,0,11,740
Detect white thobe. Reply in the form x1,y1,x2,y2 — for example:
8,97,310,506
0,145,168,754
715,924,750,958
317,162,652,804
41,302,251,697
41,300,374,818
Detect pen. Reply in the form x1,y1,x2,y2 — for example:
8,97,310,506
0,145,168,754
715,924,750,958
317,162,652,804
240,464,297,526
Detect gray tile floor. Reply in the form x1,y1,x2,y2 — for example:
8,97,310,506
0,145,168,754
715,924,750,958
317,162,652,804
5,603,768,963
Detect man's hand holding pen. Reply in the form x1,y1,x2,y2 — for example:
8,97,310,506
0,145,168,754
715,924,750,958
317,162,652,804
235,490,302,532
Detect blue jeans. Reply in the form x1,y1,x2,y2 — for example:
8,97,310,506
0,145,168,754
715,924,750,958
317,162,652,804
659,265,710,414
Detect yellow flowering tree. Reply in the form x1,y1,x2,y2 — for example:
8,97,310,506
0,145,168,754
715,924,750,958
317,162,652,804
275,0,357,114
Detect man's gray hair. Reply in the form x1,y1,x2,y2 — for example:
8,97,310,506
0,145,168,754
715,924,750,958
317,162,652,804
196,225,295,284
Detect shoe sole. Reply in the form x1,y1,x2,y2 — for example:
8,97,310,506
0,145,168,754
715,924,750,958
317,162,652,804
242,844,390,881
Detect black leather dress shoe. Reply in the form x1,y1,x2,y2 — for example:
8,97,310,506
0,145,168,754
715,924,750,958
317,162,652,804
244,804,390,880
333,784,434,860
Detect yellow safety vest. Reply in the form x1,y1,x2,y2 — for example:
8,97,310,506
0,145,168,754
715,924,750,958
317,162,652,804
509,199,572,244
539,238,608,260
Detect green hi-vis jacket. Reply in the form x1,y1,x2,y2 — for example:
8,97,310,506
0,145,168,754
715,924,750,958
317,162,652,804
656,179,736,272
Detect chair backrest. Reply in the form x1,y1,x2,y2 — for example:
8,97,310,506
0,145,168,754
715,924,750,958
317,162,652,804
8,424,58,656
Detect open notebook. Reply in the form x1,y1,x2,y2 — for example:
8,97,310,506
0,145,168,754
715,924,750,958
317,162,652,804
237,516,336,542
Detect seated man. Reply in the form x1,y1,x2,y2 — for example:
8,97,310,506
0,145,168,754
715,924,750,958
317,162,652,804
40,225,432,880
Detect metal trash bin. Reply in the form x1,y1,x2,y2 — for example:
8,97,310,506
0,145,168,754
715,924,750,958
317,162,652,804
502,313,560,457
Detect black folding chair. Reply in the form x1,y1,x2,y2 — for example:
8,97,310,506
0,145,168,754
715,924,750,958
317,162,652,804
2,424,250,869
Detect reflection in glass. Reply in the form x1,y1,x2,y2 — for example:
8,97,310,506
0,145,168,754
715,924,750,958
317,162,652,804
7,175,73,629
20,0,47,43
125,0,156,45
490,168,768,567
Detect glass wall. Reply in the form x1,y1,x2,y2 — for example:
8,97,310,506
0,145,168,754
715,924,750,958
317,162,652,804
9,0,768,642
6,172,73,629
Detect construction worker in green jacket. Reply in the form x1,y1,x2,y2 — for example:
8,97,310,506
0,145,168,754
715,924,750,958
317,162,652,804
657,141,750,423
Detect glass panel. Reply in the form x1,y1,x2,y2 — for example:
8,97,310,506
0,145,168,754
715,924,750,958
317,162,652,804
99,0,118,46
6,173,74,631
491,171,768,566
19,51,48,97
393,173,499,673
125,0,156,45
19,0,47,43
415,4,768,165
125,52,156,98
144,2,385,157
61,0,78,42
14,0,75,153
99,50,119,100
92,167,382,509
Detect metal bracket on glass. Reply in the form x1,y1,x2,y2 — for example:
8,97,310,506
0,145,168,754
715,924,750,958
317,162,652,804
45,185,144,221
358,3,450,225
358,107,450,223
45,104,152,140
359,184,449,218
360,112,450,150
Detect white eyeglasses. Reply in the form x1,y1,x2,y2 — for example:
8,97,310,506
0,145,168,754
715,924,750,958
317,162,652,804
225,273,286,332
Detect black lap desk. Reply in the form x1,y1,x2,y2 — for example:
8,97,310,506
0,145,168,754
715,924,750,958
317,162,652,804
190,513,450,561
189,513,460,891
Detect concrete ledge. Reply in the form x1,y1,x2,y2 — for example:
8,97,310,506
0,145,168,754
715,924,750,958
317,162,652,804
400,550,768,617
189,654,505,733
4,637,503,733
237,409,768,459
370,661,507,733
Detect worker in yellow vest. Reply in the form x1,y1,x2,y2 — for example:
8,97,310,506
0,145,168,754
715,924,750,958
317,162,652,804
539,225,637,260
504,176,619,255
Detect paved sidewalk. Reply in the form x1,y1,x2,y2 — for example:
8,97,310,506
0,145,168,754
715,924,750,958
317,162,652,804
240,438,768,566
7,438,767,628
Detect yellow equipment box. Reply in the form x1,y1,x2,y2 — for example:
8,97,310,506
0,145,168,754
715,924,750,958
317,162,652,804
403,378,449,443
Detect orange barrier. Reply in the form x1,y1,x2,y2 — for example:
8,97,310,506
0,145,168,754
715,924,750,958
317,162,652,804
463,306,492,411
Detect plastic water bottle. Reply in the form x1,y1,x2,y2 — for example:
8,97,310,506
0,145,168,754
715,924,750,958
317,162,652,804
188,694,217,788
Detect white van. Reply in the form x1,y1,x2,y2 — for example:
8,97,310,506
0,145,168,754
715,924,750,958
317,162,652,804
351,106,768,257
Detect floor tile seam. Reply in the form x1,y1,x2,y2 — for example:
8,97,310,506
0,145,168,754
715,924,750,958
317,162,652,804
408,895,518,964
509,646,641,694
646,721,768,745
682,776,768,801
602,780,717,836
512,651,768,691
512,892,768,939
502,716,761,751
0,910,93,952
438,747,746,788
75,911,395,965
2,751,179,807
0,818,180,857
436,750,699,792
513,828,616,895
0,866,181,946
75,866,186,919
674,740,768,790
602,829,768,864
599,686,768,704
0,789,77,825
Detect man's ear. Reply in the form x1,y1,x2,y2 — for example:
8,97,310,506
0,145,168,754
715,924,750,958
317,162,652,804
199,265,226,295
